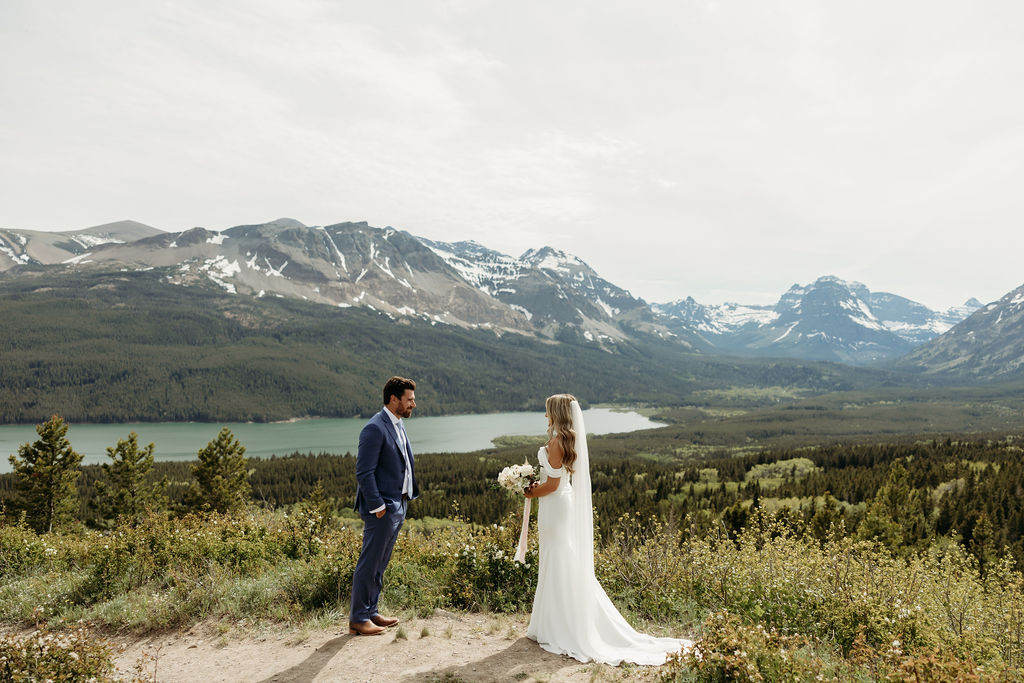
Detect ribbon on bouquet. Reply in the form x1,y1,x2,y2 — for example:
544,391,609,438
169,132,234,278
513,497,531,564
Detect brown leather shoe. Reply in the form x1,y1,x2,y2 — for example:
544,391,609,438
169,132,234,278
370,614,399,628
348,620,386,636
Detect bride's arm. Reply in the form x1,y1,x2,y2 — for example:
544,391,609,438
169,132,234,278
524,440,564,499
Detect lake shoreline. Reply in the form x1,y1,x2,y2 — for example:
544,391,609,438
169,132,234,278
0,408,665,474
1,402,665,428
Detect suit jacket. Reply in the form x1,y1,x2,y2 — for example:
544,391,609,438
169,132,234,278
353,408,419,515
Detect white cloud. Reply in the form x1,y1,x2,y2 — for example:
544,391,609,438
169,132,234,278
2,0,1023,310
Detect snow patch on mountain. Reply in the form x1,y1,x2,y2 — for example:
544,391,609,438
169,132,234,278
72,234,125,249
508,303,533,320
263,258,287,277
377,257,396,279
1,245,30,264
421,240,524,295
201,256,241,293
63,252,93,265
774,323,798,343
716,304,778,328
595,298,617,317
316,226,348,272
881,319,949,335
522,247,584,274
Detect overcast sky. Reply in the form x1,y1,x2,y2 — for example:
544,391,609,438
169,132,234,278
2,1,1022,310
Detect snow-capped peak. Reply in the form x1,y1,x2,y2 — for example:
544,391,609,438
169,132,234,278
520,246,588,274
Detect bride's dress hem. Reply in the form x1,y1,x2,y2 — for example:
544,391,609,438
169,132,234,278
528,633,688,667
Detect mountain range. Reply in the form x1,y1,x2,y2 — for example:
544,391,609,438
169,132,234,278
654,279,981,364
1,218,1019,379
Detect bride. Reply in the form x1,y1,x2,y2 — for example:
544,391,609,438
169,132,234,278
522,394,691,665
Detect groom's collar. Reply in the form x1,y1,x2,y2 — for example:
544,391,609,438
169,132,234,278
382,406,402,426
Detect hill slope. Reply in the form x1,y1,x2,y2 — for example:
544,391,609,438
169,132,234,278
0,220,162,269
0,269,890,423
897,282,1024,380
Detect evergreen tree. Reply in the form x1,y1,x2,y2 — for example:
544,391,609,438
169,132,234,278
857,461,929,552
721,501,749,539
96,432,167,525
809,492,845,543
190,427,251,513
8,415,83,533
968,512,998,579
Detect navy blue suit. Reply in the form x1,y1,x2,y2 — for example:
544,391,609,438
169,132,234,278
350,409,419,623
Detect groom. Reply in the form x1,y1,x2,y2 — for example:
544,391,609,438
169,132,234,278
349,376,419,636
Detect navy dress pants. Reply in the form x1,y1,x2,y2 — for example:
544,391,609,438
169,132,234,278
350,500,407,623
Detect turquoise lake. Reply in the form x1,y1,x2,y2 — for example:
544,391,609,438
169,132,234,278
0,408,662,473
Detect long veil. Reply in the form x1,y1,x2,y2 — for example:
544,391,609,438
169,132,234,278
569,400,594,577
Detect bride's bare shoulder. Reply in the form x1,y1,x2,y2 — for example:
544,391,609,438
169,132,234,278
546,438,564,469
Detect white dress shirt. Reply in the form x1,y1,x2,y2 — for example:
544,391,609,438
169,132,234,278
369,407,413,514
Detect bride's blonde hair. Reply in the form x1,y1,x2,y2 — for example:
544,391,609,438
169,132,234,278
545,394,578,473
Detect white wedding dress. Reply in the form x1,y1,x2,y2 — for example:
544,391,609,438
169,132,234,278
526,401,690,666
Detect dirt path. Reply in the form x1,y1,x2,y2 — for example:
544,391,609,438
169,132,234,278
113,612,671,682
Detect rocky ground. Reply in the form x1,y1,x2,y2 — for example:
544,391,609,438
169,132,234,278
113,612,675,682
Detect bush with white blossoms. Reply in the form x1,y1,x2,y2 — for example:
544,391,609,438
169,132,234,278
449,523,538,612
0,621,152,682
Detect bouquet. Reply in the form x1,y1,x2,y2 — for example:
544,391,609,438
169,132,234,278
497,460,537,565
497,461,537,493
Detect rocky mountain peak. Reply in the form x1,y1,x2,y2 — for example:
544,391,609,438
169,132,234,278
520,246,592,274
776,276,872,317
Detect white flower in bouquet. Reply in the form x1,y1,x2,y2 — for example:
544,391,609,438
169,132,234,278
497,460,537,493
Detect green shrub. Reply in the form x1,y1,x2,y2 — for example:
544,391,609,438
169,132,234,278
0,523,92,579
662,610,838,682
0,621,148,682
845,627,1000,681
446,520,538,612
284,551,356,611
597,513,695,621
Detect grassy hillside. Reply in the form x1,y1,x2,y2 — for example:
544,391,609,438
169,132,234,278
3,414,1024,679
0,268,893,423
1,498,1020,680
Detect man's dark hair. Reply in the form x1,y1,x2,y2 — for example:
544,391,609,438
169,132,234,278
383,376,416,405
